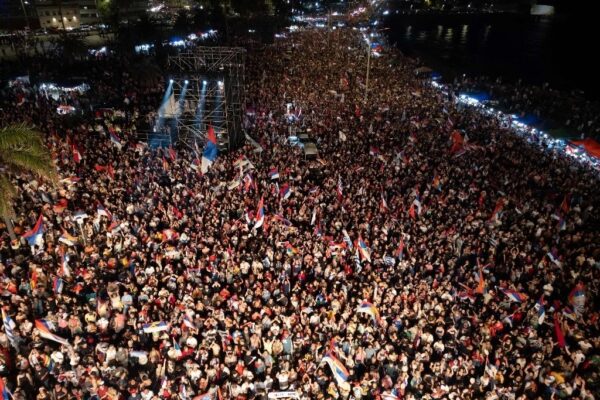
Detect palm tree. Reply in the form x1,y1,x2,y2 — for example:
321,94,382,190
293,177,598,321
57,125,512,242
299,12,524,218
0,124,57,241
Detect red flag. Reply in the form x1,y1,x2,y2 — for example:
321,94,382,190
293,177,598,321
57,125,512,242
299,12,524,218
409,203,416,220
560,193,570,214
554,313,566,349
475,265,485,295
71,144,82,163
168,146,177,162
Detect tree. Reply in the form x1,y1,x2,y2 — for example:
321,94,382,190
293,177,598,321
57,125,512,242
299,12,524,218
53,33,87,62
0,125,57,241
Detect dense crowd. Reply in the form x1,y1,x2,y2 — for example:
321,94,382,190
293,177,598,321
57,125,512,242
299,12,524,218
1,27,599,400
452,75,600,139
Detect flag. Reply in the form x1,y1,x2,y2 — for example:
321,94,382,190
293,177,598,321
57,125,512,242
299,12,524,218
560,193,570,214
182,315,195,330
499,287,528,303
356,236,371,263
0,376,12,400
336,177,343,201
193,393,214,400
568,284,585,314
53,277,64,294
59,230,77,247
457,291,475,303
2,309,18,350
394,239,405,261
285,242,299,256
162,229,179,242
413,197,422,215
380,192,389,212
356,302,381,324
408,203,416,220
342,229,353,249
162,157,169,171
535,296,545,325
142,321,170,333
253,197,265,230
35,319,70,346
97,204,112,219
383,255,395,266
562,307,577,321
168,146,177,161
546,251,562,267
109,131,122,149
321,353,350,385
22,213,44,247
489,198,505,223
71,144,82,163
369,146,380,156
474,266,486,295
60,254,71,278
201,126,218,174
553,313,566,349
173,338,182,357
280,183,291,199
268,168,280,180
243,174,254,193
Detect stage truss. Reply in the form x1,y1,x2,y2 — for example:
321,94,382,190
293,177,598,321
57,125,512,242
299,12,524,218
168,46,246,151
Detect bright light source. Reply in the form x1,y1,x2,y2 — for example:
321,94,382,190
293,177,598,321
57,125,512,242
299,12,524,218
184,80,189,84
202,81,207,85
218,81,223,85
169,79,174,84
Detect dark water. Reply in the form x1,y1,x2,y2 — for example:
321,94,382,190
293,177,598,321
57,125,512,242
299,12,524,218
385,14,600,100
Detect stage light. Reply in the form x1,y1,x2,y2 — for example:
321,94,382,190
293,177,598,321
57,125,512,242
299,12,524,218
218,81,223,85
169,79,174,83
203,81,207,85
185,80,189,84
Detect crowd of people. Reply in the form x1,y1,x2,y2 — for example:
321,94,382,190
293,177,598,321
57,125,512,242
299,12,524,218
1,26,599,400
452,75,600,139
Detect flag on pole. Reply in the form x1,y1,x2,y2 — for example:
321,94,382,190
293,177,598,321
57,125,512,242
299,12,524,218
109,131,123,149
268,168,280,180
336,177,343,201
356,302,381,324
253,197,265,230
58,230,77,247
380,192,389,212
2,309,18,350
52,277,64,294
71,144,82,163
499,287,528,303
201,125,218,174
280,183,291,199
554,313,566,349
489,198,505,223
22,213,44,247
321,353,350,385
535,296,545,325
356,236,371,263
342,229,353,249
142,321,170,333
168,146,177,161
394,239,405,261
568,283,585,314
474,265,486,295
35,319,70,346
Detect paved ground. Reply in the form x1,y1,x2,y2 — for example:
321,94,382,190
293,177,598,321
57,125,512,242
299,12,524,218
0,31,113,61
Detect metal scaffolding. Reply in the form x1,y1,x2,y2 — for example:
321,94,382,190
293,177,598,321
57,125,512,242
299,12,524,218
168,46,246,151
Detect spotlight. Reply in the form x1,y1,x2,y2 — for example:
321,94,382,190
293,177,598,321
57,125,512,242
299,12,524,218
185,80,189,84
218,81,223,85
203,80,207,85
169,79,174,83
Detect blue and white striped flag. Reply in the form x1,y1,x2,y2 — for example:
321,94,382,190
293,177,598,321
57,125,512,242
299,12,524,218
2,309,18,349
383,255,396,266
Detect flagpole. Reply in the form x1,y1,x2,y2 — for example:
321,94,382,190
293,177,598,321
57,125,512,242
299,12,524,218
364,39,371,104
76,219,87,246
